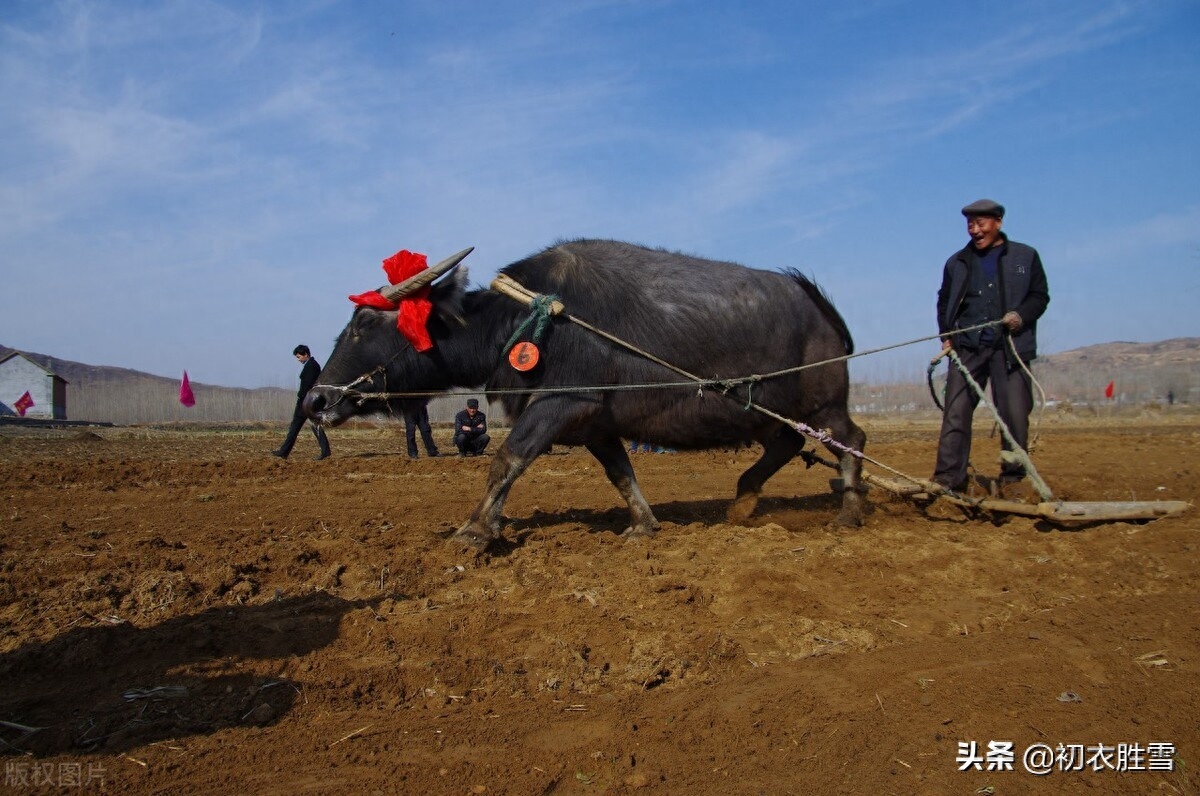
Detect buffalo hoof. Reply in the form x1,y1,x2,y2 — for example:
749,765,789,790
726,493,758,525
621,522,660,541
451,522,500,550
835,508,864,528
835,490,866,528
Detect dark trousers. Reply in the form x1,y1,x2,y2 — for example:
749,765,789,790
454,432,490,455
933,346,1033,486
278,403,330,458
404,409,439,457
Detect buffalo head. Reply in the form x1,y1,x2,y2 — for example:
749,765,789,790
303,247,474,426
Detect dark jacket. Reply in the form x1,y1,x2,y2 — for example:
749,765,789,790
298,358,321,400
937,235,1049,362
454,409,487,438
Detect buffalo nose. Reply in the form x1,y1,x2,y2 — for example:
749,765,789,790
302,387,332,420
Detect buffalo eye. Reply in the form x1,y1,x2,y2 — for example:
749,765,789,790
349,308,384,340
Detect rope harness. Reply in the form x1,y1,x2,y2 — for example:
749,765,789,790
331,313,1005,407
318,277,1044,509
502,294,559,356
945,347,1055,502
925,332,1052,499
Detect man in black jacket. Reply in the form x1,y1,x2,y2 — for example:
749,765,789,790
932,200,1049,493
453,398,490,456
273,344,331,460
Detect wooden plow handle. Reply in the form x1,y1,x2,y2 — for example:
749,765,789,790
490,274,565,315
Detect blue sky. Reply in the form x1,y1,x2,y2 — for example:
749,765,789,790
1,0,1197,388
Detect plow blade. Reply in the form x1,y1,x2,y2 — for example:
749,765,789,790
1026,500,1190,524
863,473,1190,526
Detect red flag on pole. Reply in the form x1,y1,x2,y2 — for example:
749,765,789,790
179,371,196,407
14,391,34,416
1104,381,1115,399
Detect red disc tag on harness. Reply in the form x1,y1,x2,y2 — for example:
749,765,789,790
509,342,540,372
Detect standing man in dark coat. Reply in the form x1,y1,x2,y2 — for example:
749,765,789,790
403,403,440,459
453,398,490,456
932,199,1049,495
273,344,331,460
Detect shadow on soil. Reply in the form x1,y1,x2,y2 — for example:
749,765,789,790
438,493,858,558
0,592,379,757
505,493,850,541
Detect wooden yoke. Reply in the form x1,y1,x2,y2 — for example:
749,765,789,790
490,274,565,315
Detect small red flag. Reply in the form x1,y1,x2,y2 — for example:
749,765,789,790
1104,381,1114,399
179,371,196,407
14,391,34,416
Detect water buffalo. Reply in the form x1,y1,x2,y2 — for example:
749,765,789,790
305,239,866,549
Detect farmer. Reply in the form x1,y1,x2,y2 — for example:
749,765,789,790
931,199,1049,496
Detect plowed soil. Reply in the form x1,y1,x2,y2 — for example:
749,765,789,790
1,410,1197,795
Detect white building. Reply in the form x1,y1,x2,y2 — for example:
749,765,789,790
0,351,68,420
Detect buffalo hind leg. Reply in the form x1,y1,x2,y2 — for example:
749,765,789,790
452,444,535,549
813,410,867,527
727,427,806,524
585,437,660,538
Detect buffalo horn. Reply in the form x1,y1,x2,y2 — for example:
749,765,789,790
379,246,475,301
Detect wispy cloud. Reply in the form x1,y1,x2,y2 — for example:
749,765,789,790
1058,204,1200,268
1,0,1195,386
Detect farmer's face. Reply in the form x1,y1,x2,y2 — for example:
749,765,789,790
966,215,1003,249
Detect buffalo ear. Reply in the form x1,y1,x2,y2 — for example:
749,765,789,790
430,265,468,326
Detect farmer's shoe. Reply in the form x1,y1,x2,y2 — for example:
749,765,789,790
930,477,968,493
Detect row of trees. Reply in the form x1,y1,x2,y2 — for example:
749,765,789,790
67,377,294,425
55,363,1198,426
65,378,486,426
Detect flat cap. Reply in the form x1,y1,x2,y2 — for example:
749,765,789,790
466,398,479,409
961,198,1005,219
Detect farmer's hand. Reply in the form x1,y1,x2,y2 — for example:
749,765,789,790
941,338,953,353
1002,311,1023,331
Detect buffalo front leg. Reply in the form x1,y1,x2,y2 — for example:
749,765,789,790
727,427,806,524
452,444,534,549
585,437,660,539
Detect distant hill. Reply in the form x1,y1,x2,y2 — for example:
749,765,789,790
827,338,1197,413
0,344,292,425
0,345,474,426
1038,338,1200,370
1,344,198,389
3,337,1196,423
1032,338,1198,404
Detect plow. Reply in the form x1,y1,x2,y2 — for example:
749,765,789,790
820,457,1190,527
491,272,1191,528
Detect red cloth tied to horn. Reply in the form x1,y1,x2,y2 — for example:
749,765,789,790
348,249,435,352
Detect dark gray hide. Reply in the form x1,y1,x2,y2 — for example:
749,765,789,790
305,239,865,549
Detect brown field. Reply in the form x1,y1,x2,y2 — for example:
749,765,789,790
1,411,1198,795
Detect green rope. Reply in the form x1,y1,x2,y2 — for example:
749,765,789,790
502,294,560,356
